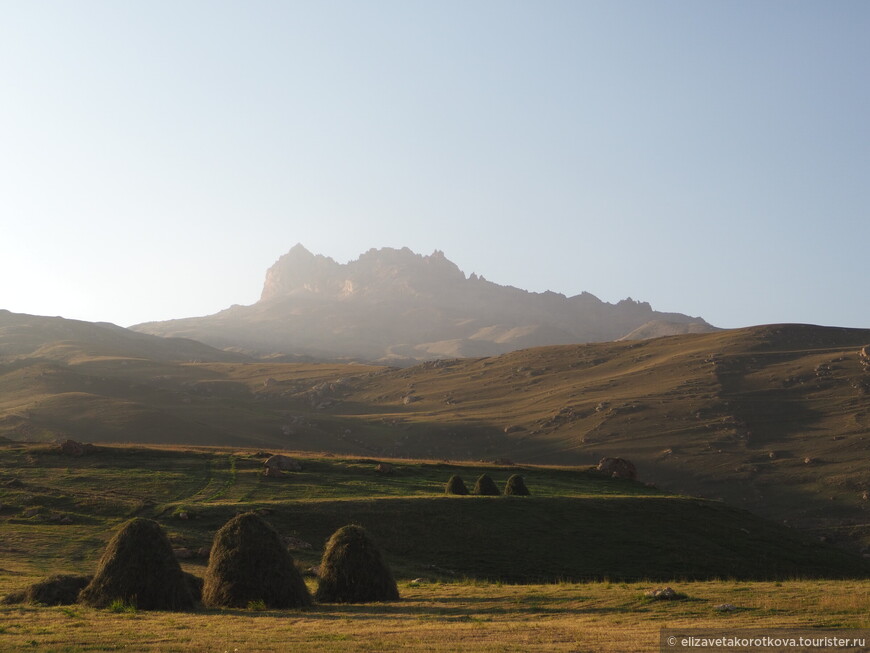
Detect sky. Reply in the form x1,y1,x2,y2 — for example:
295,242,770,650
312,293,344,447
1,0,868,330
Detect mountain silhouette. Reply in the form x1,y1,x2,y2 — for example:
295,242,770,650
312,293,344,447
134,245,717,363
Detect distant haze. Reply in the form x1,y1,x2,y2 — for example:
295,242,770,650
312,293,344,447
1,2,868,329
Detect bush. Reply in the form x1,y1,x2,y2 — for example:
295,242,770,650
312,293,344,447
472,473,500,496
503,474,530,496
202,512,311,609
445,475,469,495
78,518,194,611
315,524,399,603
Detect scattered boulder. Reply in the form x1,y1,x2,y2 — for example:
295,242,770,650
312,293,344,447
375,462,394,475
2,574,91,606
263,455,303,477
57,439,96,457
503,474,530,496
202,512,311,609
315,524,399,603
596,457,637,481
445,475,469,495
472,473,500,496
78,518,194,610
644,587,683,601
714,603,737,612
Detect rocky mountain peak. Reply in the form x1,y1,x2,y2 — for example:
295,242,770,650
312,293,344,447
260,244,342,300
261,245,466,301
138,244,717,363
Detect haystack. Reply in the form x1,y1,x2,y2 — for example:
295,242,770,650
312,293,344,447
202,512,311,609
2,574,91,605
78,518,194,610
315,524,399,603
472,473,500,496
445,474,469,495
503,474,530,496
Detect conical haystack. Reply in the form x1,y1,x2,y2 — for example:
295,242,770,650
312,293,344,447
472,473,500,496
445,474,469,495
79,518,194,610
202,512,311,609
504,474,530,496
315,524,399,603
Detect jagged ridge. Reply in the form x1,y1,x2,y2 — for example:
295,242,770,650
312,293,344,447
134,245,716,362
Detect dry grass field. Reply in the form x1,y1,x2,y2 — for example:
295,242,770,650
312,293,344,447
2,578,869,652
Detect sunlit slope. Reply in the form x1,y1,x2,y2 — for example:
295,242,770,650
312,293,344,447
0,444,865,583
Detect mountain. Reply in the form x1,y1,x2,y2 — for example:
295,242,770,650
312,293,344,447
133,244,717,363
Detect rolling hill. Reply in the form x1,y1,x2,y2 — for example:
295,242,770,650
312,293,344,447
1,310,869,552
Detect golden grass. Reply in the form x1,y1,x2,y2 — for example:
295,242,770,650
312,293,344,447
1,579,868,652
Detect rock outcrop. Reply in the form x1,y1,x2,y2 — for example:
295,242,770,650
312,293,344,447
597,457,638,481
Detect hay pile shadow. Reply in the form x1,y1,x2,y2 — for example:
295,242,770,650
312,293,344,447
183,571,204,603
445,474,469,495
472,473,500,496
504,474,530,496
78,518,194,610
2,574,91,606
202,512,311,609
315,524,399,603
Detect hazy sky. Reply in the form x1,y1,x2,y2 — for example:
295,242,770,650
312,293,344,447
2,1,868,330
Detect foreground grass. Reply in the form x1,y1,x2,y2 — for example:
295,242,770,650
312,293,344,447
1,579,868,652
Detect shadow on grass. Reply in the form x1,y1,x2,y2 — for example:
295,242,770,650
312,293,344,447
191,594,706,621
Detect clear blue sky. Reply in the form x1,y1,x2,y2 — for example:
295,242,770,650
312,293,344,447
2,1,868,329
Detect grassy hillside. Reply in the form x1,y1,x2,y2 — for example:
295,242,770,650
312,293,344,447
0,443,865,586
2,314,869,553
